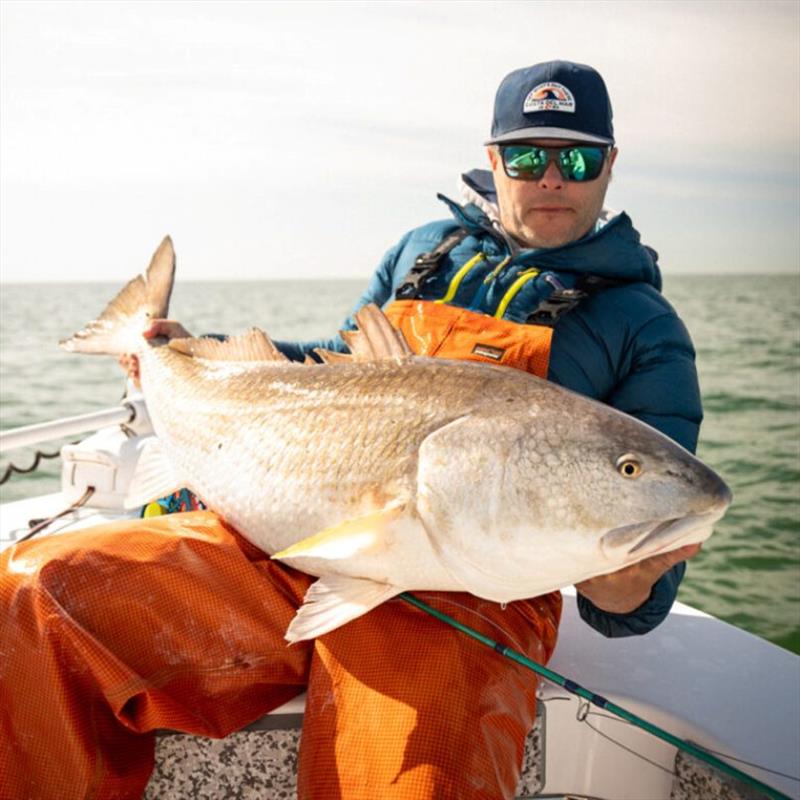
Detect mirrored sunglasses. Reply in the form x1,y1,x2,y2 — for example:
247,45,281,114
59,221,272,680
500,144,608,182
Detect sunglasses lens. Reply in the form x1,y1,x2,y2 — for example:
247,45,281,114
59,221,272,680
560,147,606,181
502,146,547,179
502,145,607,181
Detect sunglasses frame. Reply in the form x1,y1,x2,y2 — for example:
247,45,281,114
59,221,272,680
499,144,610,183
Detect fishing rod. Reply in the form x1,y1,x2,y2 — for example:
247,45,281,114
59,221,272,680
400,592,792,800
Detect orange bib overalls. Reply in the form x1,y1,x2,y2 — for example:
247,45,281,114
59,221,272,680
384,299,552,378
0,301,561,800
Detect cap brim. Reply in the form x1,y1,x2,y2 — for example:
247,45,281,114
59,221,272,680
484,127,614,146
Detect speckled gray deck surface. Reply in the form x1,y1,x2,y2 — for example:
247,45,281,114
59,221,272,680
144,716,767,799
145,715,543,799
514,717,544,798
145,729,300,800
670,748,771,800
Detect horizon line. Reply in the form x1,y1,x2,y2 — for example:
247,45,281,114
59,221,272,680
2,272,798,287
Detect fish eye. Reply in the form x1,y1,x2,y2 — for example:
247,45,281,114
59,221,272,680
616,454,642,478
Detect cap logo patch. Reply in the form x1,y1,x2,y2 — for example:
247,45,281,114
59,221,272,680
523,82,576,114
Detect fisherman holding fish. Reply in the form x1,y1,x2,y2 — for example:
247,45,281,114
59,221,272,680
1,61,726,800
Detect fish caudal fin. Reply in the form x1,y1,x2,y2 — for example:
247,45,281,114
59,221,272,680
60,236,176,355
285,575,402,643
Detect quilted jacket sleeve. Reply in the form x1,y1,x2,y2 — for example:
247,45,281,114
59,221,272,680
577,310,704,637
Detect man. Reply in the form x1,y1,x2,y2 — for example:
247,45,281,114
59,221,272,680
272,59,703,630
1,61,701,799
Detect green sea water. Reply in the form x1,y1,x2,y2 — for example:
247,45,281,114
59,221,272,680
1,276,798,654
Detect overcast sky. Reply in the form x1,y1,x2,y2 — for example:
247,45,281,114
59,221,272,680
1,0,798,282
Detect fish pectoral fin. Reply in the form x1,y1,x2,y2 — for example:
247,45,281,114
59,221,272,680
272,502,406,562
124,438,184,509
285,575,402,643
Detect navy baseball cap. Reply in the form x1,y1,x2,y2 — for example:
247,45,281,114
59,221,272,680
486,60,614,146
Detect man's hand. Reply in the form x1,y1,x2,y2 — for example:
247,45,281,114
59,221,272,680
575,543,702,615
118,319,193,387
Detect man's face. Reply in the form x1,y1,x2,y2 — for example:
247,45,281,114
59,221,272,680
488,140,618,249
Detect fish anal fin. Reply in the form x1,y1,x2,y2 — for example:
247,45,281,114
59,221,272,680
124,438,183,509
272,502,406,562
169,329,288,362
285,575,402,642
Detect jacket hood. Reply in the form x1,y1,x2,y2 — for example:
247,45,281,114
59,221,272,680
452,168,662,291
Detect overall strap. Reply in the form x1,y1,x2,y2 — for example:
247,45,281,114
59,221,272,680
395,227,470,300
527,274,625,326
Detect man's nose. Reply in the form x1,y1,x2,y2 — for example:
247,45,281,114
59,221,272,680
538,160,564,189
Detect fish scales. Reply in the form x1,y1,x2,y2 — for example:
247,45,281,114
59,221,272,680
140,347,525,548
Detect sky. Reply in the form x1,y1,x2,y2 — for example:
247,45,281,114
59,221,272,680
1,0,798,282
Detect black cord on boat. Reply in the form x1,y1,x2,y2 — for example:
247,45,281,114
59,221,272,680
16,487,96,544
574,704,800,783
0,442,80,486
581,713,678,777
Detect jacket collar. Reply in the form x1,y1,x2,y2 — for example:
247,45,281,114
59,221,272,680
443,169,662,290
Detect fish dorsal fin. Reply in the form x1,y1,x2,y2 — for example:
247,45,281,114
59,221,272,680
342,304,413,361
284,575,402,642
313,348,352,364
168,329,288,362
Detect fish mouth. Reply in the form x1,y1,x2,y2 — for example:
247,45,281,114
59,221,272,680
601,512,722,562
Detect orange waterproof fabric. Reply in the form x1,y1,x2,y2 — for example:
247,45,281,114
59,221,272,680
383,300,553,378
0,512,561,800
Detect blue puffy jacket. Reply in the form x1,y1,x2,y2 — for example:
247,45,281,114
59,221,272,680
276,171,703,638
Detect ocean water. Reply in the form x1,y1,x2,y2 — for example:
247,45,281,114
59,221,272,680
1,276,798,654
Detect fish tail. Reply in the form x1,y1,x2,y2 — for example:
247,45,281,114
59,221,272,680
59,236,175,355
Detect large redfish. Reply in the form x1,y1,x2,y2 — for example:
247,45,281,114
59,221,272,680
61,237,731,642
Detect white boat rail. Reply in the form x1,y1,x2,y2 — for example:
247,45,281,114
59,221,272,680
0,397,148,453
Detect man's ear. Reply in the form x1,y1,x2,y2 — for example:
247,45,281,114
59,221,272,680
486,146,500,170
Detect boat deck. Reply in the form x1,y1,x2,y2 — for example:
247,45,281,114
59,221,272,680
2,493,798,799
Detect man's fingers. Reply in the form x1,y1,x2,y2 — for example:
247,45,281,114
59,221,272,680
143,319,192,340
143,321,169,339
574,543,704,615
664,542,702,565
117,352,142,388
643,543,703,578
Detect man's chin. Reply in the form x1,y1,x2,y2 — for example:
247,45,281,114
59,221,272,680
517,226,576,249
515,213,594,249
